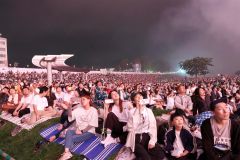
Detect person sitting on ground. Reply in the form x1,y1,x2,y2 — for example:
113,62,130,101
11,86,35,136
174,85,193,116
101,90,133,147
192,87,211,116
13,86,34,117
54,86,65,106
45,86,56,110
164,111,196,160
48,89,82,142
0,87,10,110
200,98,240,160
153,98,173,128
0,87,10,128
2,87,19,114
24,86,57,125
166,90,176,110
125,92,165,160
56,85,74,131
77,82,89,96
59,91,98,160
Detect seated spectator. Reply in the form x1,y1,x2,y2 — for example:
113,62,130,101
0,87,10,128
48,89,82,142
56,85,74,130
13,86,34,117
200,98,240,159
192,87,211,116
164,111,196,160
94,81,108,108
174,85,193,116
77,82,90,96
53,86,65,109
59,92,98,160
125,92,165,160
152,98,166,110
45,86,56,109
2,87,19,114
0,87,10,109
101,90,133,147
166,90,175,110
24,86,57,125
210,86,220,102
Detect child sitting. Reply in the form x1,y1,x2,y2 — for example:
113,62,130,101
164,111,196,160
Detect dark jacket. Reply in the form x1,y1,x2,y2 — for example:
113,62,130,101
192,96,211,116
165,127,195,153
201,118,240,160
210,91,220,102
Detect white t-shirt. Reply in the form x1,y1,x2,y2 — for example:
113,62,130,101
129,107,151,134
211,118,231,151
69,105,98,134
166,96,175,110
8,94,19,105
111,101,132,123
20,94,34,109
63,92,73,103
172,130,185,157
32,95,48,111
55,92,65,102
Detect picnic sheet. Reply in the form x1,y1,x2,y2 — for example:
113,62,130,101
0,111,58,130
40,124,123,160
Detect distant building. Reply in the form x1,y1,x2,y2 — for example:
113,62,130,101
0,35,8,67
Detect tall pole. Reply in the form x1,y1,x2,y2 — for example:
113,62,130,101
59,71,63,82
47,62,52,86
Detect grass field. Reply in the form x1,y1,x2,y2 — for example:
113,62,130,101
0,118,83,160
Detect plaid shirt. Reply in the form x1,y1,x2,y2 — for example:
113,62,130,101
195,111,213,126
94,87,108,108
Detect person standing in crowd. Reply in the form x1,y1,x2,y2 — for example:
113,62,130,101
101,90,133,147
125,92,165,160
200,98,240,159
59,92,98,160
174,85,193,116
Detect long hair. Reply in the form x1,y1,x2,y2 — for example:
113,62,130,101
108,90,123,113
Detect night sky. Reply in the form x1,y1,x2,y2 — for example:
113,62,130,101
1,0,240,73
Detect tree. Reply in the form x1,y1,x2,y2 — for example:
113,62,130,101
235,70,240,76
179,57,213,77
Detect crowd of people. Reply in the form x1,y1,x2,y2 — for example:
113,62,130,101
1,71,240,160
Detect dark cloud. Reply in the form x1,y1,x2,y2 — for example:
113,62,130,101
0,0,239,73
